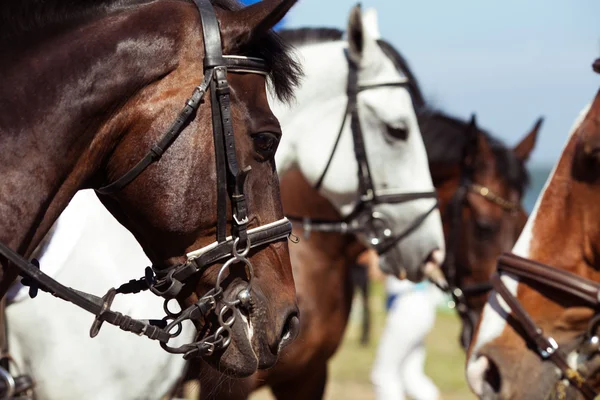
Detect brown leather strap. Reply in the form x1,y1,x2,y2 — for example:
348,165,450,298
497,253,600,306
493,253,600,399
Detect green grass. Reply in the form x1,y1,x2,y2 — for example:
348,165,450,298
252,282,475,400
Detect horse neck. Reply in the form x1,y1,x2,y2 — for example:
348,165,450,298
280,169,363,264
273,41,349,175
0,3,183,255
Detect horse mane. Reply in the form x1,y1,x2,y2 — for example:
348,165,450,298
0,0,301,102
278,27,344,46
419,110,530,194
279,28,424,109
375,39,426,110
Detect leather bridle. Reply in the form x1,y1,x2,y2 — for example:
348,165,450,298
0,0,292,364
441,134,520,349
491,253,600,400
288,54,438,259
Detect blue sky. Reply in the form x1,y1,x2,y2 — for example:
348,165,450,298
286,0,600,164
244,0,600,166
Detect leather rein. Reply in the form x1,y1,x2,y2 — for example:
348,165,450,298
492,253,600,399
287,54,438,257
0,0,292,369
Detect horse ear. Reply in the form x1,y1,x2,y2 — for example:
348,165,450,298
593,58,600,74
461,114,480,170
513,117,543,163
347,4,364,63
225,0,296,50
346,4,381,66
575,90,600,168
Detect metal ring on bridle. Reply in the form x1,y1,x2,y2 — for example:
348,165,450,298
233,236,251,258
0,367,15,400
215,255,254,293
218,304,237,327
163,297,183,318
214,325,233,348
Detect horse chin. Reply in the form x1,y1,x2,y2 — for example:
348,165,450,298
378,250,423,282
202,307,258,377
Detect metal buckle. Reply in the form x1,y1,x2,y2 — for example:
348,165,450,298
540,337,559,359
233,214,249,226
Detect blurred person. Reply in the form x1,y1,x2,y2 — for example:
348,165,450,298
371,275,442,400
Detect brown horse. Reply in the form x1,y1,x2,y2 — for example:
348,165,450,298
0,0,302,378
467,67,600,399
420,111,541,349
347,38,542,350
188,168,367,399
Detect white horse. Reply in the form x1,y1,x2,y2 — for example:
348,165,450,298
5,6,445,400
194,6,447,399
6,190,194,400
274,6,445,281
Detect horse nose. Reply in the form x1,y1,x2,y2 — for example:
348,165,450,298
274,307,300,353
423,249,446,286
467,355,502,399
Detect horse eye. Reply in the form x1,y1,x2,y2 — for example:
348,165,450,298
385,123,409,141
251,132,280,160
475,219,500,239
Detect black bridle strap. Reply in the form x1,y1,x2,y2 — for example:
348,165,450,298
313,101,350,191
0,242,170,342
194,0,224,68
313,61,410,193
374,200,438,255
97,71,214,195
287,191,438,236
347,59,375,202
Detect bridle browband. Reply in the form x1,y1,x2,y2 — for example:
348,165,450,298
440,132,520,349
288,54,438,259
491,253,600,399
0,0,292,366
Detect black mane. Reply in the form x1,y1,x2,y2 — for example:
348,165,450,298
0,0,301,102
278,27,344,46
279,28,424,108
419,110,529,194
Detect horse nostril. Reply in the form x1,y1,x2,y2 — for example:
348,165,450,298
467,355,502,397
278,311,300,351
484,357,502,395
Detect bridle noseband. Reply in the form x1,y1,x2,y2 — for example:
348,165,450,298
491,253,600,400
0,0,292,361
288,54,438,260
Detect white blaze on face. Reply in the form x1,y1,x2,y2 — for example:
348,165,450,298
466,104,592,395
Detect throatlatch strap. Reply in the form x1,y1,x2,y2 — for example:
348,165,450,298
97,71,213,195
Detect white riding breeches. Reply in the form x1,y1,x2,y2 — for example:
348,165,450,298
371,286,440,400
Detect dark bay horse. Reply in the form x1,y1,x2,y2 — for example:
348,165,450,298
467,64,600,400
420,111,541,349
0,0,302,378
188,168,367,399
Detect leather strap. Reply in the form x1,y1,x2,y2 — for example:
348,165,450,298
374,200,438,255
97,71,213,195
194,0,224,69
492,253,600,399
